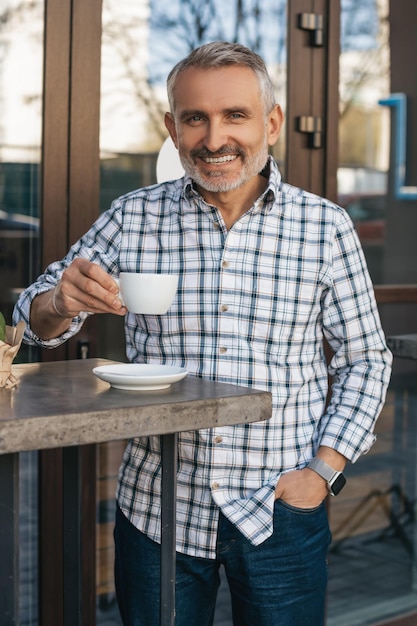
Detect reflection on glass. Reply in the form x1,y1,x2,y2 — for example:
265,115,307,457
338,0,389,285
0,0,42,363
329,2,417,625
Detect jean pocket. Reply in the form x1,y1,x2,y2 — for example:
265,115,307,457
275,498,325,515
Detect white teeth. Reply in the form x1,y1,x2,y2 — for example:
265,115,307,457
203,155,237,164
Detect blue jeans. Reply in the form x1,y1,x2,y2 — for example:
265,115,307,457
114,500,331,626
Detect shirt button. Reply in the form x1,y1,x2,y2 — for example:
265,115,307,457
222,260,230,269
220,304,228,312
214,435,223,444
219,347,227,354
212,482,220,490
213,222,220,229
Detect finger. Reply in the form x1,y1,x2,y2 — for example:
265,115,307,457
70,259,120,294
58,263,126,316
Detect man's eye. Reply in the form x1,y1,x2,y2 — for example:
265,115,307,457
230,113,244,119
187,115,203,123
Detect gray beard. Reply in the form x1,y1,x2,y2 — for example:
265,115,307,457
180,146,269,193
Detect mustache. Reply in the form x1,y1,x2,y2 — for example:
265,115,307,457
190,145,244,159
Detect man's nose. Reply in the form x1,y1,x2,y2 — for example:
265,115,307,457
204,120,227,153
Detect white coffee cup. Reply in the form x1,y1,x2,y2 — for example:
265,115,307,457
117,273,178,314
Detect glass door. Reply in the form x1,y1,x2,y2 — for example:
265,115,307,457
327,1,417,624
97,2,417,625
6,0,416,623
97,2,288,623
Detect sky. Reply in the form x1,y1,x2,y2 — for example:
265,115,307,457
148,0,379,87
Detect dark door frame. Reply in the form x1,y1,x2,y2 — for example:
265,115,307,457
39,1,102,624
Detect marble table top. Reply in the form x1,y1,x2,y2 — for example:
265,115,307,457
0,359,272,454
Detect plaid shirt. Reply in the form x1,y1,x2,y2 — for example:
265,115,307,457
14,157,392,558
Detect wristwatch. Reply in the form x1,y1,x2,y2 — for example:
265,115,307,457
307,457,346,496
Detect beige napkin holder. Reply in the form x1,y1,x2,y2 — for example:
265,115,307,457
0,321,25,389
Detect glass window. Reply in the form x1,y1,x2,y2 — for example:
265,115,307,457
0,2,44,624
338,0,390,286
0,0,42,363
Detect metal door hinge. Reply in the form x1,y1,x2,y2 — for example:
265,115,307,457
298,13,324,47
297,116,323,149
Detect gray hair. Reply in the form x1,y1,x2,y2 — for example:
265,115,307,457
167,41,276,115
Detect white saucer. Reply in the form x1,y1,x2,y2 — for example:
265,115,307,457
93,363,188,390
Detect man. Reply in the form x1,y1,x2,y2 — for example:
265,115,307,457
14,42,392,625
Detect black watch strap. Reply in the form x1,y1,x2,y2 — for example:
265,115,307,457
308,457,346,496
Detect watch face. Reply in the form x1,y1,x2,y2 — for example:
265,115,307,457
330,473,346,495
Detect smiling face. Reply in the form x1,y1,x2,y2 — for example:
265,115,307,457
165,65,283,196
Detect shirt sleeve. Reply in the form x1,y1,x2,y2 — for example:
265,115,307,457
319,210,393,462
12,200,123,348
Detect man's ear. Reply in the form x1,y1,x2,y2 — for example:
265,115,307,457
267,104,284,147
164,112,178,148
